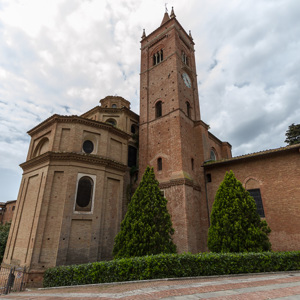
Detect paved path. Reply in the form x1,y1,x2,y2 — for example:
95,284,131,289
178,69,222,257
1,271,300,299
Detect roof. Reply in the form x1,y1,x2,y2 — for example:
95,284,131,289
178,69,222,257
204,143,300,167
141,8,194,47
81,105,139,120
0,200,16,206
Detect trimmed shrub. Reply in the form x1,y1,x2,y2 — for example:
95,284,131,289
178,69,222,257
43,251,300,287
208,171,271,252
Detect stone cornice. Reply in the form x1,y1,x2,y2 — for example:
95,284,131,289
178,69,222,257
20,151,127,172
27,115,132,139
159,178,201,191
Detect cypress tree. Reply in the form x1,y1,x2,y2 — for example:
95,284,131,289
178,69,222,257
113,166,176,258
208,171,271,253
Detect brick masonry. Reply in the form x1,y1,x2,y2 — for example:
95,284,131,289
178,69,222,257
204,145,300,251
1,9,300,287
139,11,231,253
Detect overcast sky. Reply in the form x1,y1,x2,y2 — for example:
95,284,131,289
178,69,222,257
1,0,299,201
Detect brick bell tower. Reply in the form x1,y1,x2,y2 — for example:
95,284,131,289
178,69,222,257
139,8,208,252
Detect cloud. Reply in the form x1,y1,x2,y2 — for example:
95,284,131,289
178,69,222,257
1,0,300,201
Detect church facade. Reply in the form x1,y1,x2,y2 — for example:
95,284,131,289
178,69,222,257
2,9,300,286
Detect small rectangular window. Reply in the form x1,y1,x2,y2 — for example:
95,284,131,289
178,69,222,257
206,173,212,183
128,146,137,167
157,157,162,171
248,189,265,217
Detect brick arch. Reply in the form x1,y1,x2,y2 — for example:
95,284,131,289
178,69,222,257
153,98,164,107
181,65,192,75
243,176,262,189
33,137,49,158
150,44,165,57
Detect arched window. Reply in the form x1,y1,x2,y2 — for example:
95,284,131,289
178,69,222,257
182,51,189,65
75,176,93,212
106,118,117,127
210,149,216,161
248,189,265,217
157,157,162,171
186,101,191,118
112,104,117,108
153,49,164,65
155,101,162,118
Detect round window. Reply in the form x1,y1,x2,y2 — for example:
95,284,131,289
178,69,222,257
83,140,94,154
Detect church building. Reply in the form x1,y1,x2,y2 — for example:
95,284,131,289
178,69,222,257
2,8,300,286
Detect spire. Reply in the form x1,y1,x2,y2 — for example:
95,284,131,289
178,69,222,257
161,11,170,26
170,6,176,18
141,29,146,39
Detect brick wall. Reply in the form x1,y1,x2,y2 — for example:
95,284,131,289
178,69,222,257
0,201,16,224
204,146,300,251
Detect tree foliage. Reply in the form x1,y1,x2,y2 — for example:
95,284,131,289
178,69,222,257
208,171,271,253
113,166,176,258
0,222,11,262
285,123,300,145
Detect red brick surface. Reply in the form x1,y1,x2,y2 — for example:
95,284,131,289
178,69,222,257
1,272,300,299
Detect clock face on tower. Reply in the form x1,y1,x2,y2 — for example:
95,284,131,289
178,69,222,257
182,72,191,88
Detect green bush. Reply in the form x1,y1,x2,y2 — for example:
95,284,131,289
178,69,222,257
43,251,300,287
208,171,271,252
0,222,11,263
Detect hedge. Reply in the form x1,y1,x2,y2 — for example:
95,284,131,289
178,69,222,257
43,251,300,287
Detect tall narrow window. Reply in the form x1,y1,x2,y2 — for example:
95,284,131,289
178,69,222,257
75,176,93,212
157,157,162,171
191,158,194,170
206,173,212,183
182,51,188,65
248,189,265,217
131,124,136,134
128,146,137,167
210,149,216,161
186,101,191,118
155,101,162,118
